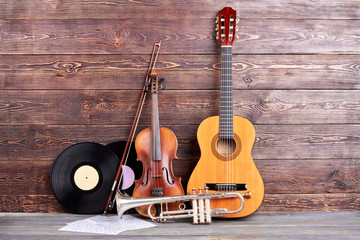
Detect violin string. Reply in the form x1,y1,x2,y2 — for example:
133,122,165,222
150,42,161,195
153,43,161,194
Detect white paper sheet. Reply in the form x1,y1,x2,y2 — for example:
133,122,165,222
59,214,156,235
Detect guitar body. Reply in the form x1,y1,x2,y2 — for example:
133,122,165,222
187,116,264,218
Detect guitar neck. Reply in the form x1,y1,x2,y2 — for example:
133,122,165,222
219,46,233,139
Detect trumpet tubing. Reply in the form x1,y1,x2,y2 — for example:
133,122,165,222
115,188,251,224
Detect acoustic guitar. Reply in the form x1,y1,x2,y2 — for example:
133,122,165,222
187,7,264,218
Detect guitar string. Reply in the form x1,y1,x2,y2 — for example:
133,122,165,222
231,45,234,191
226,45,230,190
227,44,233,191
223,45,231,190
229,43,235,189
228,45,230,189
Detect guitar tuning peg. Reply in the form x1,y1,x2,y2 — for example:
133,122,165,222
215,27,218,32
236,34,239,39
235,26,238,32
216,35,219,40
215,17,218,24
236,18,239,23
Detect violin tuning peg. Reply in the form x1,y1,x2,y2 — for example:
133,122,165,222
145,81,150,87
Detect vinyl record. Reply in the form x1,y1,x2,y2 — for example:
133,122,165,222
51,142,119,214
105,141,142,196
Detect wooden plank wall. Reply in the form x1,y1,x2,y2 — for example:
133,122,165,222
0,0,359,213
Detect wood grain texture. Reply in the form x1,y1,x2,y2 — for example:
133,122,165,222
1,19,359,54
1,193,358,213
261,194,360,212
1,0,359,213
1,0,359,20
1,90,359,125
0,195,66,213
1,54,359,90
1,124,360,160
1,159,358,197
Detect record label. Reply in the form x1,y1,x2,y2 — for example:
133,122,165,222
73,165,100,191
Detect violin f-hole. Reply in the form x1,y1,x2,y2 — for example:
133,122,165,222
162,167,175,185
141,168,152,186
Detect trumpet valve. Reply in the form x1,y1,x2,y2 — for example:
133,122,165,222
192,198,198,224
204,198,212,223
198,198,205,224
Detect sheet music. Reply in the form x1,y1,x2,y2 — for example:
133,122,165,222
59,214,156,235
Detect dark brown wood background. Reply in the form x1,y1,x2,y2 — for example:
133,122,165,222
1,0,359,213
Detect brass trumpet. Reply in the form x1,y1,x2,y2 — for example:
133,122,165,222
115,187,251,224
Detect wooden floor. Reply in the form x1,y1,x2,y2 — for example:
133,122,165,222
1,212,359,239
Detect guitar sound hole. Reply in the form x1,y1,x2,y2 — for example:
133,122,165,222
216,138,236,156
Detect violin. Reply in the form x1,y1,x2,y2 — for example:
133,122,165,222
132,70,184,217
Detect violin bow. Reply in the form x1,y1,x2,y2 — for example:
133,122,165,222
104,41,161,214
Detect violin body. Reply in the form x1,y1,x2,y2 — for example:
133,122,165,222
187,116,264,217
132,70,184,217
133,127,183,217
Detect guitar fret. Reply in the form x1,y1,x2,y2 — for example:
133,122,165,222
220,44,233,137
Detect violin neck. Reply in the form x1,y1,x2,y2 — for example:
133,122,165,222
151,92,162,161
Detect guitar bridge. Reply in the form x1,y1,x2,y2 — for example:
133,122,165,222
205,183,247,191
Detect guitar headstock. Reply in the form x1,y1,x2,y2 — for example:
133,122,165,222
215,7,239,46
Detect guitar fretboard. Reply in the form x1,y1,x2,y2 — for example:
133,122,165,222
219,46,233,139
